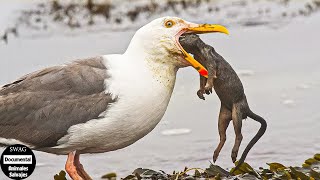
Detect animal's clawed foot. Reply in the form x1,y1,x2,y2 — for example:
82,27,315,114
231,151,238,163
197,80,214,99
213,150,219,163
197,89,205,100
204,86,213,94
204,81,213,94
197,88,212,100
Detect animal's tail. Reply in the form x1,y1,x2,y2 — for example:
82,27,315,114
231,109,267,174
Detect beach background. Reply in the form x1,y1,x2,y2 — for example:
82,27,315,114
0,0,320,179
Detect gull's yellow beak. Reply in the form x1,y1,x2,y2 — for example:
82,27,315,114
187,24,229,35
179,24,229,78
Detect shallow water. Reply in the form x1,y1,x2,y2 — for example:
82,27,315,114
1,2,320,180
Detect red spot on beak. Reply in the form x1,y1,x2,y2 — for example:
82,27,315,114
199,69,208,77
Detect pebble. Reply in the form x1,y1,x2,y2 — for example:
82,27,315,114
161,128,191,136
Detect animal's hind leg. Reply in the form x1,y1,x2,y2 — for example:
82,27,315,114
231,103,244,163
213,104,232,162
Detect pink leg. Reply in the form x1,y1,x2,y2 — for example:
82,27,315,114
65,151,83,180
74,153,92,180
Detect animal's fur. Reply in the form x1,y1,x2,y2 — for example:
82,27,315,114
179,34,267,173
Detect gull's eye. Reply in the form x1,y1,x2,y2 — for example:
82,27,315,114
165,20,175,28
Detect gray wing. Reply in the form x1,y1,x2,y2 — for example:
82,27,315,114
0,56,116,149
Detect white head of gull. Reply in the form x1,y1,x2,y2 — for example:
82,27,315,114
0,16,228,180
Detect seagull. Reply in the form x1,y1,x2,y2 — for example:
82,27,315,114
0,17,228,180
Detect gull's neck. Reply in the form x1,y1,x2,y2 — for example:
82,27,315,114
124,38,178,90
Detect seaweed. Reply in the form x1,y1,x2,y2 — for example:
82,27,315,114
53,153,320,179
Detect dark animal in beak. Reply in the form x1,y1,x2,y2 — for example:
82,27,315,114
179,34,267,174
